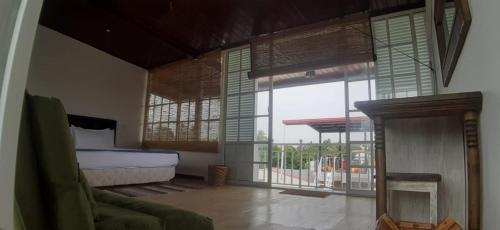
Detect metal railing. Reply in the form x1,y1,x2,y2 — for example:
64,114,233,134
270,140,349,190
266,140,375,191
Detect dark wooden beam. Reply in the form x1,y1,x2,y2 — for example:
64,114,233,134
369,0,425,17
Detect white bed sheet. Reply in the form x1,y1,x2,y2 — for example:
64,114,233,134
76,148,179,169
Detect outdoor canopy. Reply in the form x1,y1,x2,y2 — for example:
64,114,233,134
282,117,371,133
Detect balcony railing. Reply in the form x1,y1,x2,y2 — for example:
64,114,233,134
266,141,374,191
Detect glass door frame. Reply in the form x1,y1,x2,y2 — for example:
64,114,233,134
252,76,272,187
344,63,376,197
265,65,376,197
266,78,273,186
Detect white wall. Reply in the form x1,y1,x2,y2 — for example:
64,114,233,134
176,151,222,180
26,26,223,179
26,26,148,148
432,0,500,228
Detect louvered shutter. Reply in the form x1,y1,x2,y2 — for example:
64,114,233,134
224,47,255,142
372,10,435,99
445,7,455,31
223,47,260,183
414,12,434,96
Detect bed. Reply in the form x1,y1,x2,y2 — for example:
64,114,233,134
68,114,179,187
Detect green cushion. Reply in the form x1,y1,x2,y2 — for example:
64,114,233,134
17,93,212,230
95,202,162,230
80,169,99,220
14,200,26,230
15,95,51,230
28,95,95,230
93,189,214,230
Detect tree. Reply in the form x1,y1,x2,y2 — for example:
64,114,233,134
270,138,348,170
255,130,268,141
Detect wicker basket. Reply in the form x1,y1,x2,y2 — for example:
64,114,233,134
208,165,228,186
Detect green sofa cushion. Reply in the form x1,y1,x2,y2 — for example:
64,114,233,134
15,97,51,230
95,202,162,230
28,95,95,230
80,169,99,220
93,189,214,230
16,93,213,230
14,200,26,230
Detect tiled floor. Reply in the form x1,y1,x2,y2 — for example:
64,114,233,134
139,185,376,230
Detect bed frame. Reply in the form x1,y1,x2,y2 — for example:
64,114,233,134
68,114,177,186
67,114,117,145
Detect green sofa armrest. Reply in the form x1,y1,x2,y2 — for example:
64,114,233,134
92,189,213,230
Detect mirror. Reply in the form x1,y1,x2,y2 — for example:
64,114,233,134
434,0,471,87
443,3,456,46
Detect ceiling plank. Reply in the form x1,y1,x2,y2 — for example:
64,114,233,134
39,0,425,68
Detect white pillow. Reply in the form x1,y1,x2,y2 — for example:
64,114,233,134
71,126,115,149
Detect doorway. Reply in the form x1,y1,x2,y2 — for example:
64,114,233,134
222,48,376,196
263,63,376,196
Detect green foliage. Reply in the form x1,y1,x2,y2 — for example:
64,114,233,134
254,137,370,170
265,139,347,170
255,130,268,141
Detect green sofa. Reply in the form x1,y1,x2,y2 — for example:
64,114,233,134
14,94,214,230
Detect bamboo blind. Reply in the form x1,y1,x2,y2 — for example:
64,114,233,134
144,50,222,153
149,50,221,101
249,13,373,79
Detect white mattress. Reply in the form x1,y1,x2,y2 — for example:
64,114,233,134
82,167,175,187
76,148,179,170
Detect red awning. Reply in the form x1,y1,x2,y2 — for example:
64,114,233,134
282,117,370,133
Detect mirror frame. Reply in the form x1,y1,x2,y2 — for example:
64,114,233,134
434,0,472,87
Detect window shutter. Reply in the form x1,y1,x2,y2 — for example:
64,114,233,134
225,119,238,142
445,7,456,31
372,10,435,99
224,47,254,142
414,12,434,96
238,118,254,141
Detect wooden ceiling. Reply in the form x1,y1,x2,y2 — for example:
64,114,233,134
39,0,424,69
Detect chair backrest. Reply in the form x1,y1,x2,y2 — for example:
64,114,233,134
15,94,95,230
15,95,51,230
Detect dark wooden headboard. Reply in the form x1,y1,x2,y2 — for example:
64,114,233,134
67,114,117,130
67,114,117,144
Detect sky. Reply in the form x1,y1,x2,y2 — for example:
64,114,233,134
255,79,374,144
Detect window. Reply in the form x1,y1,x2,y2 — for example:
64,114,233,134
143,51,221,152
372,10,435,99
144,94,221,152
144,95,178,142
145,95,221,142
200,97,220,142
